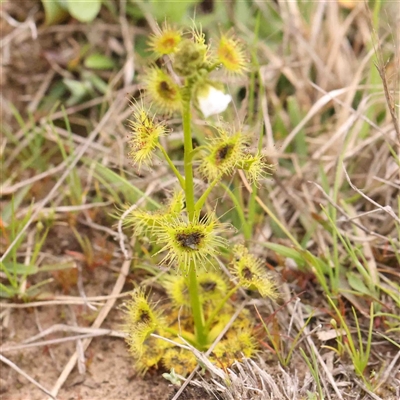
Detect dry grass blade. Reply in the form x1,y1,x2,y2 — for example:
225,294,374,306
170,302,247,400
375,350,400,392
3,2,399,399
370,11,400,144
343,163,400,224
0,95,125,264
0,293,132,309
0,354,55,400
48,255,132,398
353,379,384,400
0,161,67,195
310,181,398,245
0,331,125,353
280,87,356,153
288,301,344,400
22,324,125,345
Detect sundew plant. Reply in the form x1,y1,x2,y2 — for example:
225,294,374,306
121,23,277,376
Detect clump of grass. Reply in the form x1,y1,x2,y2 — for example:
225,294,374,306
326,299,375,388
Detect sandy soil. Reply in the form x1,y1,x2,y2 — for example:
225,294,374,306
0,294,214,400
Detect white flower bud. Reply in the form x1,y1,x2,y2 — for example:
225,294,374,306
198,86,232,118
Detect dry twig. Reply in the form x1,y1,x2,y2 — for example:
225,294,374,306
0,354,55,400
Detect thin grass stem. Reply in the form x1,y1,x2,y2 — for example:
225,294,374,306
220,182,251,239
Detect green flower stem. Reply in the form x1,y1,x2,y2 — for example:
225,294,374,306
194,178,220,212
157,144,185,189
182,85,195,221
181,82,207,348
188,262,207,348
220,182,251,239
204,284,241,331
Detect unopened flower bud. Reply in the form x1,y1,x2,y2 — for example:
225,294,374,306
173,39,207,77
